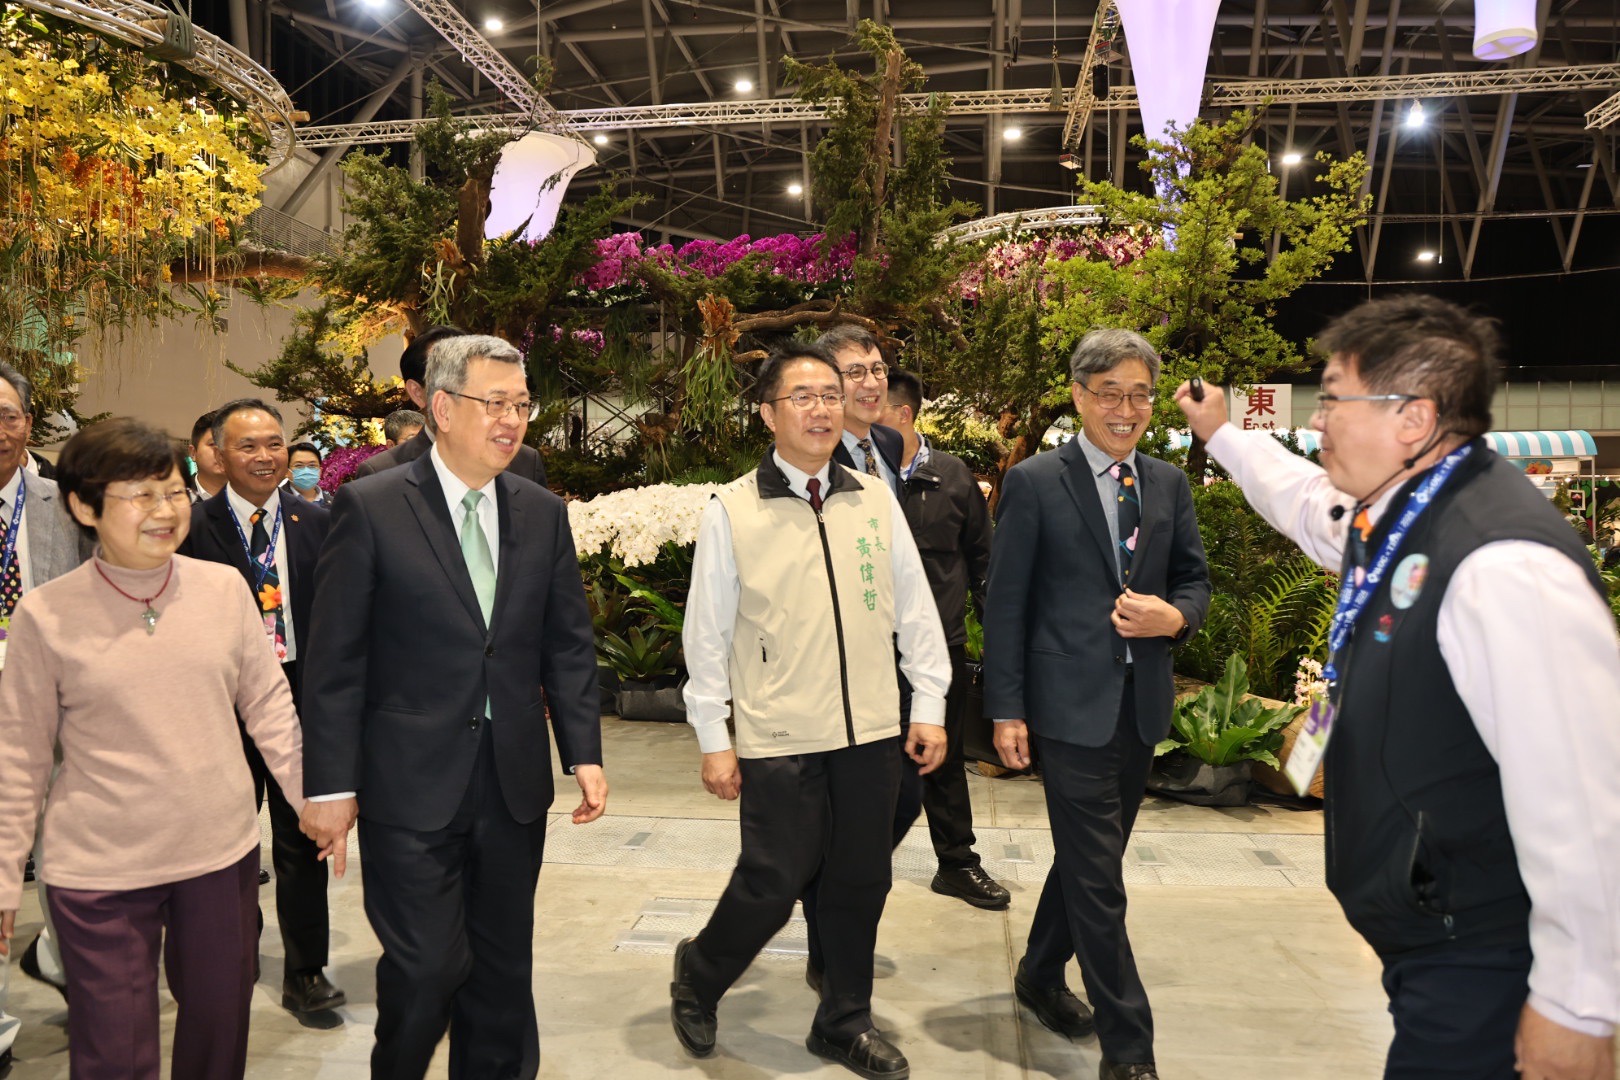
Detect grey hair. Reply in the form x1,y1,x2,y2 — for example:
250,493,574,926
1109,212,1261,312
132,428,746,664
423,335,525,425
0,361,33,416
1069,329,1161,386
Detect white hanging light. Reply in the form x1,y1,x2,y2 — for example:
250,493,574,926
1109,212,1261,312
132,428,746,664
1472,0,1538,61
1113,0,1222,145
484,132,597,243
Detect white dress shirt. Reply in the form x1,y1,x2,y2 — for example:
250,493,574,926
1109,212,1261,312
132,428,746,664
1207,424,1620,1037
683,451,952,755
430,445,500,574
0,469,33,594
224,485,297,663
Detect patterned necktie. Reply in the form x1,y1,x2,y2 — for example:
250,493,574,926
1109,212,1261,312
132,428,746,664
856,437,880,477
249,509,287,661
1,498,22,618
806,477,824,514
1109,460,1140,585
460,490,496,624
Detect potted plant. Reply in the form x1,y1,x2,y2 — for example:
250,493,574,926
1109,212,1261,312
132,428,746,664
1148,653,1302,806
601,619,686,721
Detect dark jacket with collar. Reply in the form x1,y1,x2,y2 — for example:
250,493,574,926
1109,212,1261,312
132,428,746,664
179,487,330,681
900,444,991,648
832,423,905,499
300,452,600,832
352,428,548,488
982,436,1210,748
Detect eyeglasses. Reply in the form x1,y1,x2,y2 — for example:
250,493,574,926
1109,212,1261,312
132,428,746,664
839,362,889,382
1077,383,1155,411
1315,392,1419,414
0,408,28,430
104,489,191,513
768,391,845,410
448,392,540,422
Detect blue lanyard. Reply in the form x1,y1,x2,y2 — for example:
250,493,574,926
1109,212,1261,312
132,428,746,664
228,500,282,592
1323,443,1473,687
1,473,24,588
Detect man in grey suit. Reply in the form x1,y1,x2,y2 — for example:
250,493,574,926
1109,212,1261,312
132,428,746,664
354,327,547,487
983,330,1210,1080
0,361,87,1068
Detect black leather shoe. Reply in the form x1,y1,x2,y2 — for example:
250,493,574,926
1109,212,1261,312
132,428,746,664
669,938,717,1057
806,961,823,995
258,869,271,886
931,866,1011,910
19,935,68,1003
281,971,346,1013
1014,958,1094,1038
1099,1061,1158,1079
806,1027,910,1079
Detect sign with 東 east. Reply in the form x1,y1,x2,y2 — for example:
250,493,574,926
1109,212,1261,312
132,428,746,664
1228,384,1292,432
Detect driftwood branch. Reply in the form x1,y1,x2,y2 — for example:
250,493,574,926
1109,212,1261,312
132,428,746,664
167,248,312,283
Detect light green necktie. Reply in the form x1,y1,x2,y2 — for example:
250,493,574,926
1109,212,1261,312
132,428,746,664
459,489,496,624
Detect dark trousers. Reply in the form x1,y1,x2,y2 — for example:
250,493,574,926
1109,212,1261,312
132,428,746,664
1024,688,1157,1064
243,661,330,975
1380,943,1531,1079
48,849,259,1080
358,728,549,1080
687,736,902,1039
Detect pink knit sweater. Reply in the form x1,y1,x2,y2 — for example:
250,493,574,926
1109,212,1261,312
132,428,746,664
0,554,306,909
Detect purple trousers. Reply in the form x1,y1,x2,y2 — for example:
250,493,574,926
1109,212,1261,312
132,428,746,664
47,849,259,1080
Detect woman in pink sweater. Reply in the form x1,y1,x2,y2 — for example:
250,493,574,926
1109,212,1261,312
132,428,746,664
0,418,309,1080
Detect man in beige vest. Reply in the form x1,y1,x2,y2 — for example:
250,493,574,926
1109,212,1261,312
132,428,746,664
670,340,951,1080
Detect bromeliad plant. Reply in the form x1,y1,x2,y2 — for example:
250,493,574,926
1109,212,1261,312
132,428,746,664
1156,653,1303,769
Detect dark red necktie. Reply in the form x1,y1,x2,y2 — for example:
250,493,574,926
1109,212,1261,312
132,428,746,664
806,477,824,513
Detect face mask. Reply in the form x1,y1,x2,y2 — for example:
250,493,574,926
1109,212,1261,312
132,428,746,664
290,466,322,490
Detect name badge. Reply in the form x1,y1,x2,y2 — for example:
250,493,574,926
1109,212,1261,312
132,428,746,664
1284,696,1334,796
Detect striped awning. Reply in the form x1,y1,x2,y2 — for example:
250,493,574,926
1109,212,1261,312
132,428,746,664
1484,430,1598,458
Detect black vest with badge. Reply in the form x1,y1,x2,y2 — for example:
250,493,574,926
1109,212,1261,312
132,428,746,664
1325,441,1604,958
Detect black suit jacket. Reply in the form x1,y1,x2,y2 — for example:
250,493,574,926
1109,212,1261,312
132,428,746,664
832,423,905,500
982,437,1210,747
301,453,600,832
179,488,330,686
353,429,548,488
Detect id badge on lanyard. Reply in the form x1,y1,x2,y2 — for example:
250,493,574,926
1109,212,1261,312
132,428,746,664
1281,445,1472,795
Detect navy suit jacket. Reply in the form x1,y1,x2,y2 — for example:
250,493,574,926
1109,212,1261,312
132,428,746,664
832,423,905,498
982,437,1210,747
180,487,330,685
300,453,600,832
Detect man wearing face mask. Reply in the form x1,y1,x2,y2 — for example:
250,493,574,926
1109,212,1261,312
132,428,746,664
179,398,343,1018
283,442,330,507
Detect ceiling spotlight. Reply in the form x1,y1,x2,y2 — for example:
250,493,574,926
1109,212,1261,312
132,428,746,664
787,182,804,196
1281,151,1303,166
592,133,609,146
1004,126,1023,141
1405,101,1427,129
483,15,503,30
1416,250,1437,262
362,0,386,9
735,78,754,93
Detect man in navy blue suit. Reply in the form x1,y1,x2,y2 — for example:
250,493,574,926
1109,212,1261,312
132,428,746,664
179,397,344,1017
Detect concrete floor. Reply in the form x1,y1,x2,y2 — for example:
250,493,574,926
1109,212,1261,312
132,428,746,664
2,716,1398,1079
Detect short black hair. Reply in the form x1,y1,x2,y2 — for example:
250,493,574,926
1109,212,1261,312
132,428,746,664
1315,294,1500,439
211,398,284,446
383,408,426,443
886,368,923,420
190,410,217,447
816,323,882,360
288,441,322,463
400,325,467,385
57,419,188,539
753,340,842,404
